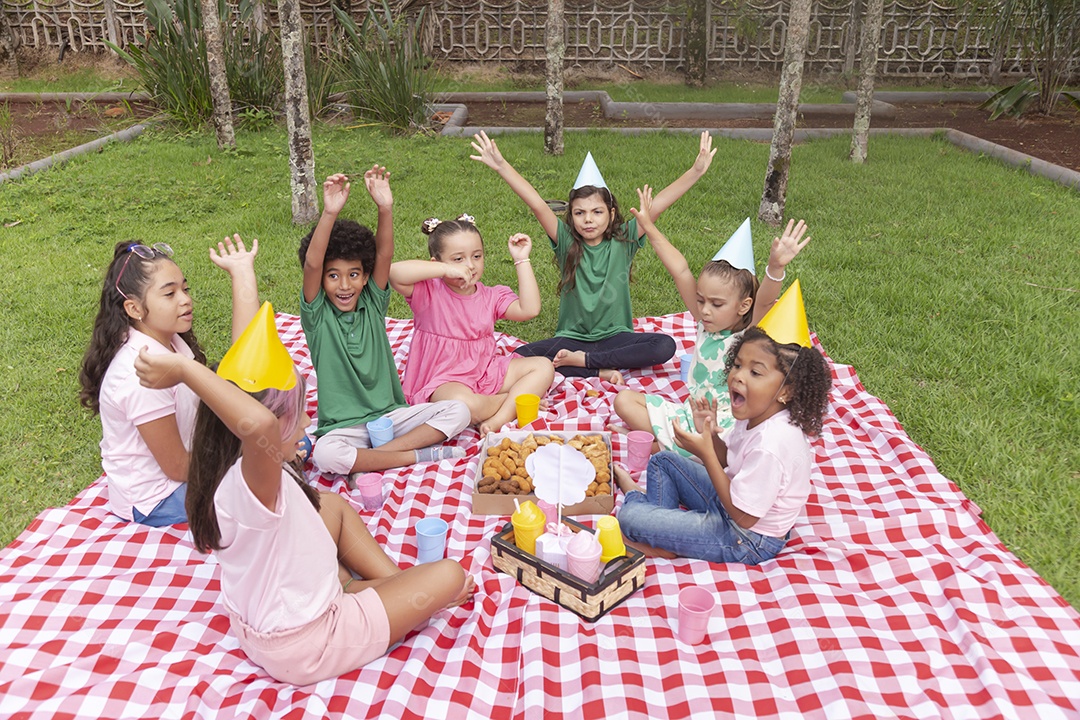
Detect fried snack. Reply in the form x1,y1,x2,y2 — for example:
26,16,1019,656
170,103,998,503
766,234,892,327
487,446,501,457
516,476,532,493
585,389,600,397
597,482,611,495
499,438,512,450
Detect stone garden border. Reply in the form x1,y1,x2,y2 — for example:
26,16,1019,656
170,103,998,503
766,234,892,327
2,90,1077,191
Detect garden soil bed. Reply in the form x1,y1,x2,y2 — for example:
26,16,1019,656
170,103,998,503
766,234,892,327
2,98,154,170
462,100,1080,172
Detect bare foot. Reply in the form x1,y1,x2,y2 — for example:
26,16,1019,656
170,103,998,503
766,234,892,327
613,464,645,494
624,537,679,560
447,574,477,608
553,349,586,368
599,369,624,385
479,422,496,437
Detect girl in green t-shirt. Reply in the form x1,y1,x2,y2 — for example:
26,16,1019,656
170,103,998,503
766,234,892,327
470,131,716,384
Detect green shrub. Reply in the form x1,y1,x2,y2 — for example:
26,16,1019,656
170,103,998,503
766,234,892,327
334,0,434,134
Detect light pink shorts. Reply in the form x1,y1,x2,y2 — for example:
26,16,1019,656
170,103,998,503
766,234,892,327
228,588,391,685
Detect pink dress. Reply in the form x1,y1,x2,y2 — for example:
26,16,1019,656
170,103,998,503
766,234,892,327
402,278,519,404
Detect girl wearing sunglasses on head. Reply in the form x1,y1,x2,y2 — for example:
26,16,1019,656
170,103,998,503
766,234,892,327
79,236,261,526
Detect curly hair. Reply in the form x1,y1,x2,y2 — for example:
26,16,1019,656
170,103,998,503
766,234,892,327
297,218,376,277
79,242,206,415
699,260,760,331
186,372,319,554
558,185,631,294
724,327,832,436
421,216,483,259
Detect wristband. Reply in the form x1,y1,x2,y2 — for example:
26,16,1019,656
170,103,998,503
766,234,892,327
764,266,785,282
514,258,531,266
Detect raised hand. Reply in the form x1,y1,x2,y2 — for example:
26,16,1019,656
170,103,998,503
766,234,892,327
768,219,810,271
691,130,717,175
469,131,505,171
322,173,351,216
507,232,532,262
134,347,187,390
209,233,258,276
364,165,393,209
690,396,718,434
629,185,658,234
672,416,718,463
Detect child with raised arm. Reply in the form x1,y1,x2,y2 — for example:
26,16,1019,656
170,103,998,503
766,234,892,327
300,169,470,482
79,235,261,526
614,185,810,459
133,315,473,685
614,313,832,564
389,216,555,434
470,131,717,384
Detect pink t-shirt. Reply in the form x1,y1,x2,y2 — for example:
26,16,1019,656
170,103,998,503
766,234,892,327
402,278,518,404
215,460,341,633
99,329,198,521
725,410,812,538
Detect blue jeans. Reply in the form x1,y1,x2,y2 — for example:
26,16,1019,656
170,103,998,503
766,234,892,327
617,451,787,565
131,483,188,527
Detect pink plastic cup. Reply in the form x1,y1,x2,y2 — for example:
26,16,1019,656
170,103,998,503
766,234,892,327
354,473,385,511
677,586,716,645
625,430,654,473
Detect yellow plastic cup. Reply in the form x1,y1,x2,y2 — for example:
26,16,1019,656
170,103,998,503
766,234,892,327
596,516,627,564
515,393,541,428
511,500,546,555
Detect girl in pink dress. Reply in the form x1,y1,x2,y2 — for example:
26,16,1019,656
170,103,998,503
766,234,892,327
390,216,554,434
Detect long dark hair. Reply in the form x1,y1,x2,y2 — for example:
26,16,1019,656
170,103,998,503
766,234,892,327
725,327,832,437
187,373,320,553
558,186,631,294
79,242,206,415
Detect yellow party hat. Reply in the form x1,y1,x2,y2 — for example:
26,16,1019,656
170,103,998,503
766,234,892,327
217,302,297,391
756,279,812,348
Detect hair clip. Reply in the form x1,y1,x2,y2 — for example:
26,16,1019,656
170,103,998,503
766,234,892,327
457,213,476,225
423,217,442,232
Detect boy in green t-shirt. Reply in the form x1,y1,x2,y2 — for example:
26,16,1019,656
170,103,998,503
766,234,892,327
299,167,470,480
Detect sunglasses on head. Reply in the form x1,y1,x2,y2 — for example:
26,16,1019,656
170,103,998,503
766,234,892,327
115,243,173,300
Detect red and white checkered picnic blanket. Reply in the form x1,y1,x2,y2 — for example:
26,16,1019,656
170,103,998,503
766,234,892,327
2,312,1078,719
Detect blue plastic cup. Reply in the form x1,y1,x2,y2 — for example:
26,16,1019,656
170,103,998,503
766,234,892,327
416,518,449,564
367,416,395,448
679,354,693,384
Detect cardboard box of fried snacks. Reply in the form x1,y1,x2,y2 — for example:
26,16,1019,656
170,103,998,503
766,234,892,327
470,430,615,516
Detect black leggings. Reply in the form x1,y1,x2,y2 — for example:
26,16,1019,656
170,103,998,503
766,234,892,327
514,332,676,378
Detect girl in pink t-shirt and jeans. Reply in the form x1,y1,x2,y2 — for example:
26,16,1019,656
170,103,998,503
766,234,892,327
79,237,261,526
134,347,474,685
614,327,832,564
390,216,554,434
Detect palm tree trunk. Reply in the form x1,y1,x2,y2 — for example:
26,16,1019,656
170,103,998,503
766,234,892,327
849,0,883,163
544,0,565,156
278,0,319,224
758,0,813,226
200,0,235,150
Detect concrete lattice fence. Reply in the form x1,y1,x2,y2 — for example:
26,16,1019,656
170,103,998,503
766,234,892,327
2,0,1077,80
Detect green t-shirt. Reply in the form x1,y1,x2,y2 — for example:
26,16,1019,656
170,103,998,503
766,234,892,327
300,281,407,436
551,218,644,342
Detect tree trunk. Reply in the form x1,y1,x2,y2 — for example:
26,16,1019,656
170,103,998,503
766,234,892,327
200,0,235,150
544,0,565,156
758,0,813,226
278,0,318,224
0,4,19,80
685,0,708,86
849,0,883,164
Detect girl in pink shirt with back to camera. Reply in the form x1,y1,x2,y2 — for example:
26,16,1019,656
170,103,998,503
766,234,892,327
133,313,474,685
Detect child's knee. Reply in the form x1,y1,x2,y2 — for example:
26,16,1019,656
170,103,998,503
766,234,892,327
312,438,357,476
614,388,642,415
431,400,471,437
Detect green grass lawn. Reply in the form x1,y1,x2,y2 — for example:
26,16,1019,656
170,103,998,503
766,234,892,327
1,126,1077,607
